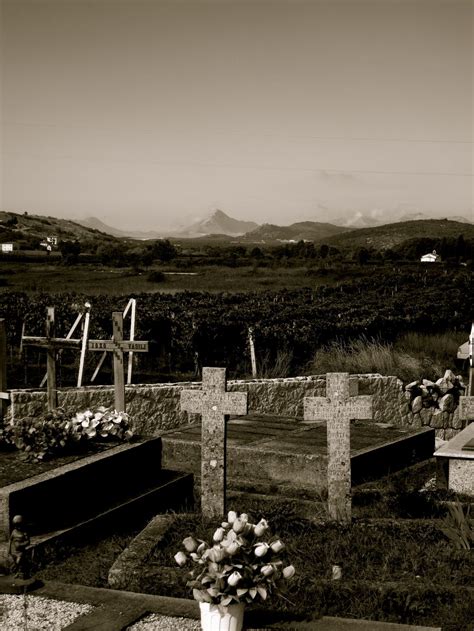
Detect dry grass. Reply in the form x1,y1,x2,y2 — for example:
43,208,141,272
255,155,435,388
307,332,465,383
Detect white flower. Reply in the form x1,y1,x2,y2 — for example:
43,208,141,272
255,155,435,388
282,565,295,579
213,527,225,543
174,551,187,567
227,571,242,586
254,543,269,557
254,519,268,537
227,511,237,524
271,540,285,553
261,564,274,577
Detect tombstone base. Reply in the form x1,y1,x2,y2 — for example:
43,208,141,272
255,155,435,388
0,575,43,594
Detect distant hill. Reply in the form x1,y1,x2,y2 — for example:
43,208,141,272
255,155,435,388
76,217,165,240
324,219,474,251
178,210,259,237
241,221,352,243
0,211,121,246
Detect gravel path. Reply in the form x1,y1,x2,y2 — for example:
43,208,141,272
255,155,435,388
128,613,201,630
0,594,94,630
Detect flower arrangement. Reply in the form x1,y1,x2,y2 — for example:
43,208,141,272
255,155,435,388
174,511,295,608
0,406,134,460
67,407,134,442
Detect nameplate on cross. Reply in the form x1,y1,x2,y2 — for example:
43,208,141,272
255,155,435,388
87,312,149,412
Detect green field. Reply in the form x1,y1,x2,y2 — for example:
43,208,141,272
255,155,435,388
0,261,364,294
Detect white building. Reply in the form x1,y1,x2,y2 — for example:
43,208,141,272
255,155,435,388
1,243,14,253
420,250,441,263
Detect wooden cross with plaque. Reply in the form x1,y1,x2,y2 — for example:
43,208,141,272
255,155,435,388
304,372,373,522
87,312,148,412
22,307,82,410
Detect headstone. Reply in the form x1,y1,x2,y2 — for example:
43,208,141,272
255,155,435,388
22,307,82,410
180,367,248,519
304,372,373,522
87,312,149,412
0,319,10,421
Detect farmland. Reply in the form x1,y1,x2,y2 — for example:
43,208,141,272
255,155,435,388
0,261,471,388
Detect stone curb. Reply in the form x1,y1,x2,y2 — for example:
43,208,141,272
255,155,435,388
108,514,176,590
1,580,442,631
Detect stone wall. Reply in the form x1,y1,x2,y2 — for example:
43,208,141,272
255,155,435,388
7,374,462,439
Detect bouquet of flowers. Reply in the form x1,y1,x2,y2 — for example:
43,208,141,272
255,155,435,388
67,407,134,441
174,511,295,608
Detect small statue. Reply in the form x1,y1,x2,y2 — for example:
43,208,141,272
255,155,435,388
8,515,30,580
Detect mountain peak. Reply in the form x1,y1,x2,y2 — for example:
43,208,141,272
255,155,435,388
178,210,259,237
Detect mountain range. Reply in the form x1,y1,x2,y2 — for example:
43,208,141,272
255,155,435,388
75,208,473,241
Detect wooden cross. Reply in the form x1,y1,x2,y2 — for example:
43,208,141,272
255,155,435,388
304,372,373,522
87,312,149,412
22,307,82,410
0,319,10,421
180,367,248,520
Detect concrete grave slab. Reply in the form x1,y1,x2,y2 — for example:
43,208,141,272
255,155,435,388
435,422,474,496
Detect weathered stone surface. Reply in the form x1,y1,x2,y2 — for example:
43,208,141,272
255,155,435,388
411,396,423,414
305,373,374,523
181,368,248,520
430,408,445,429
439,394,454,413
452,409,463,430
411,413,422,428
419,408,432,427
108,514,175,590
8,373,466,439
449,459,474,496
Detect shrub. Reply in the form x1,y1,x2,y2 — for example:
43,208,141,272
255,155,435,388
0,407,134,461
147,271,166,283
0,409,74,461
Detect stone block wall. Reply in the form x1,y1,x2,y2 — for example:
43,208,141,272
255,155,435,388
7,374,462,439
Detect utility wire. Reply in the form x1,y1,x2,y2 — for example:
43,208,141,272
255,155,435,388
4,150,472,177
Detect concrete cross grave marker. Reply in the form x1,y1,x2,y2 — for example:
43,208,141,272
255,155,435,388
304,372,373,522
456,323,474,428
0,319,10,421
22,307,82,410
87,312,149,412
180,367,248,520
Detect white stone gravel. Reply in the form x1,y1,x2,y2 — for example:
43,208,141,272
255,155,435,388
128,613,201,630
0,594,94,630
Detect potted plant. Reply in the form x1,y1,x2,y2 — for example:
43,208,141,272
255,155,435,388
175,511,296,631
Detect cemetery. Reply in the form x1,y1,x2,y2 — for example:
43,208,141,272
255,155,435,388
0,309,472,630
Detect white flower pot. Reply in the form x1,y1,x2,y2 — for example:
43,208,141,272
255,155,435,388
199,602,245,631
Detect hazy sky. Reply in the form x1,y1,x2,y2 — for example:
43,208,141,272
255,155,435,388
1,0,473,231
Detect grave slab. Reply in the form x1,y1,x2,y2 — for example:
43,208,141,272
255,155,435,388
0,437,193,555
434,422,474,496
161,414,435,495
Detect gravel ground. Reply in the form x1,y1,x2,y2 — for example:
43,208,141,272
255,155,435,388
128,613,201,630
0,594,94,630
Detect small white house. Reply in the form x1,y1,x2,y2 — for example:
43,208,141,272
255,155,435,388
1,243,14,253
420,250,441,263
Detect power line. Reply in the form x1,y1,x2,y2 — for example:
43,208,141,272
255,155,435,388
3,120,472,145
5,150,472,177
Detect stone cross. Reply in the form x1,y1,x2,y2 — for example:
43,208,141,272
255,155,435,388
87,312,149,413
22,307,82,410
180,367,248,519
304,372,373,522
0,319,10,421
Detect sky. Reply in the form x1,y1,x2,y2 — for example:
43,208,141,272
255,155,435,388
1,0,473,231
